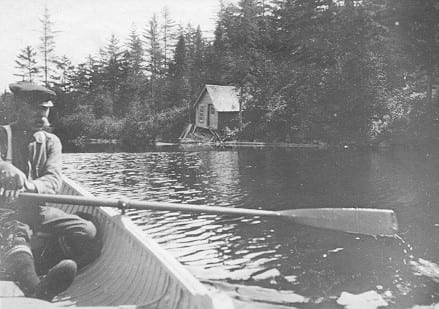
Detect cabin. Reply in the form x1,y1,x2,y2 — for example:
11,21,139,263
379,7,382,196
194,85,240,131
179,85,241,143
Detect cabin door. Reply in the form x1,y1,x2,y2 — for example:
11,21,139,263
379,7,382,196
207,104,211,127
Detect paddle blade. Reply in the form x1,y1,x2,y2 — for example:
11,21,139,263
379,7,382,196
281,208,398,236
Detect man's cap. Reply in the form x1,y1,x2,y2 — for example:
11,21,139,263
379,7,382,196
9,82,55,107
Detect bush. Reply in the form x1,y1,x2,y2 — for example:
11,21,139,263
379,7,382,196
88,116,125,140
369,88,430,144
54,106,95,141
121,105,190,149
120,117,156,149
54,105,126,142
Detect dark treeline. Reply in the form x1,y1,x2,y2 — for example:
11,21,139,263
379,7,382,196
1,0,439,148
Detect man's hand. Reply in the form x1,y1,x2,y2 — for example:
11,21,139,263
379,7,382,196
0,162,27,189
0,162,28,201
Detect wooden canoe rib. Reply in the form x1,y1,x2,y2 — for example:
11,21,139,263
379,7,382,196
1,176,234,309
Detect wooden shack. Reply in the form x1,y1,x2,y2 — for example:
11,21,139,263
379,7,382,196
193,85,240,131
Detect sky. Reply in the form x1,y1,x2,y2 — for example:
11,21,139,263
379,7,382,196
0,0,236,92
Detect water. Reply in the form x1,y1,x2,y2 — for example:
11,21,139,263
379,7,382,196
62,146,439,308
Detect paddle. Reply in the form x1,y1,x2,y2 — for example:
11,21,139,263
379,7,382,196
18,193,398,237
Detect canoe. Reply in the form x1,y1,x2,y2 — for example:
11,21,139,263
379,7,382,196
0,176,234,309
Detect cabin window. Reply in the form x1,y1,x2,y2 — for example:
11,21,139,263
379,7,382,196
199,105,205,123
210,106,215,114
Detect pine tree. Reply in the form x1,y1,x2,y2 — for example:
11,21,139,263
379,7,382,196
144,14,164,106
161,7,176,73
72,55,100,93
170,34,186,78
167,34,190,109
126,26,145,76
121,26,148,116
189,26,206,99
39,6,59,86
51,55,75,92
101,34,130,117
15,46,39,82
207,3,237,84
144,14,163,76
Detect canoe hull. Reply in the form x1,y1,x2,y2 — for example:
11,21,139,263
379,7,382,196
1,177,233,309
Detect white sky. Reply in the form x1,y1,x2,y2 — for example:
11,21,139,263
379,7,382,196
0,0,237,92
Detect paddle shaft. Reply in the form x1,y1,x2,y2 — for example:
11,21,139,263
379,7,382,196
19,193,283,218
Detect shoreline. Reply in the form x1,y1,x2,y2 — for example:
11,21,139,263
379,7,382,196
68,137,327,149
67,137,439,151
179,139,327,149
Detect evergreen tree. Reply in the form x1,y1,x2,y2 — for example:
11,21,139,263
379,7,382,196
15,46,39,82
51,55,75,92
207,3,237,84
126,26,145,76
167,34,190,108
39,6,59,86
188,26,206,99
161,7,176,73
144,14,164,105
123,26,148,113
101,34,130,117
101,34,125,92
170,34,186,78
72,55,100,94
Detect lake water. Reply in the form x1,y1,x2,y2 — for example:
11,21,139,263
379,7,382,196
62,145,439,308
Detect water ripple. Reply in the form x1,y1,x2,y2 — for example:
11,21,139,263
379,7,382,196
62,148,439,308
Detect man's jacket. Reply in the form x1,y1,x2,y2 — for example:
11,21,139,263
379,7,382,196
0,123,62,194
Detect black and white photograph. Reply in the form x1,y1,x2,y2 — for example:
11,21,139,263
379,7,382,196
0,0,438,308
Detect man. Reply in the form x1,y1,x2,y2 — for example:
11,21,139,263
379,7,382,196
0,82,100,301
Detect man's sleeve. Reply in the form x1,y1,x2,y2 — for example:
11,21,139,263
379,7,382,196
32,134,63,194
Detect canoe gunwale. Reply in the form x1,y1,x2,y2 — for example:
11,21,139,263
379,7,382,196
49,176,234,308
60,177,217,294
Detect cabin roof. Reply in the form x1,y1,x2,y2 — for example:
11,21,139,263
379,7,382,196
194,85,240,112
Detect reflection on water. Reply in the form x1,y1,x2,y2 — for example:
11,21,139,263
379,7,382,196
63,146,439,308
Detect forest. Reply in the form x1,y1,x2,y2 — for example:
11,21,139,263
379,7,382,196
1,0,439,149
